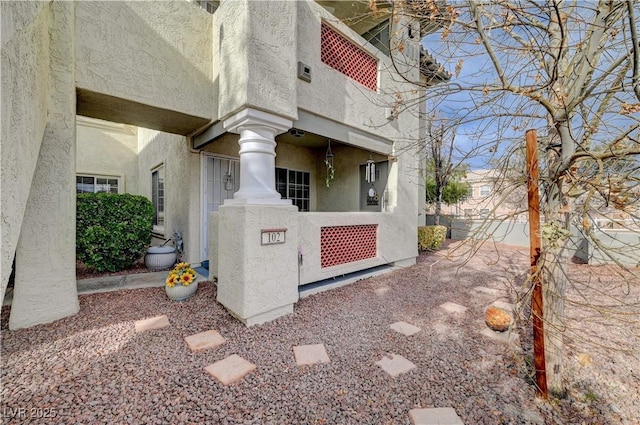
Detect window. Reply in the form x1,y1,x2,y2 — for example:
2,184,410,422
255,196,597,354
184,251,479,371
467,186,474,198
361,19,390,56
76,175,119,193
480,185,492,196
195,0,218,14
276,168,310,211
152,165,165,232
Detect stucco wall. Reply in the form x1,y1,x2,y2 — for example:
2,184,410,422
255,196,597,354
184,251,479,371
137,128,200,263
216,0,297,122
76,117,139,193
296,1,420,143
298,212,417,285
10,1,79,329
75,1,214,131
1,1,51,305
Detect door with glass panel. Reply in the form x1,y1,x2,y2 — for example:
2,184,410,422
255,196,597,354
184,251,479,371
201,154,239,261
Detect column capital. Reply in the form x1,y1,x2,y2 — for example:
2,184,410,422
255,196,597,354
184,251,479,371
223,108,293,135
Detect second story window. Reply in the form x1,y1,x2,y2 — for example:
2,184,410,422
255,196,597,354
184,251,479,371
195,0,218,14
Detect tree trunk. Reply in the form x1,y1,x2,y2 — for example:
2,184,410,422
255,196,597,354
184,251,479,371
435,187,442,226
542,174,569,397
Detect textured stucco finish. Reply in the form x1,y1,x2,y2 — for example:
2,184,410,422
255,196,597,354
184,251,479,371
76,117,139,193
296,3,420,143
137,128,200,263
216,205,299,325
9,1,79,329
0,1,51,309
75,1,213,132
3,0,426,328
297,212,417,285
216,1,297,122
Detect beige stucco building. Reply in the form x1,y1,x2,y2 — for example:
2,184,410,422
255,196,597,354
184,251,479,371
2,0,447,329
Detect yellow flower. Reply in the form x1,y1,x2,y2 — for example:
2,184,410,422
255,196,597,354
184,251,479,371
166,262,197,287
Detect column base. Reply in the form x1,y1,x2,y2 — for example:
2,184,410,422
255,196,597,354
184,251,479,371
224,303,294,327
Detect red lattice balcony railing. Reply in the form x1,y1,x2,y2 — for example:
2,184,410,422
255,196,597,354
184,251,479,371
320,224,378,268
321,22,378,91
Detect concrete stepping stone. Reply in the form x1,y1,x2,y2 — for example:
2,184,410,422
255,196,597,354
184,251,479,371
205,354,256,385
375,354,417,377
390,321,421,336
409,407,464,425
439,302,467,314
184,330,225,352
480,327,518,344
293,344,330,365
491,300,514,312
472,286,502,296
134,315,170,333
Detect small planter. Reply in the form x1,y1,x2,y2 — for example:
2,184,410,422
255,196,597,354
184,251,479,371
485,306,512,332
145,246,176,270
165,280,198,301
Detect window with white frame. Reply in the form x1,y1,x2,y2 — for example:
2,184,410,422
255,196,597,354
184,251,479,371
480,185,492,196
276,168,310,212
151,165,165,232
76,175,120,193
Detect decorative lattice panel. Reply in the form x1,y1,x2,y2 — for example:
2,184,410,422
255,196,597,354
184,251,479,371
321,23,378,91
321,224,378,268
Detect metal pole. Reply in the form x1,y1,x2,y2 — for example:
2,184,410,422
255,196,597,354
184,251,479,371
525,129,548,399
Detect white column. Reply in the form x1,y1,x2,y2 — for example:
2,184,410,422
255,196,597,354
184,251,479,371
223,108,292,205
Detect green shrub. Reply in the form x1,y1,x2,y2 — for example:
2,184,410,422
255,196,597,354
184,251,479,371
418,225,447,251
77,193,154,272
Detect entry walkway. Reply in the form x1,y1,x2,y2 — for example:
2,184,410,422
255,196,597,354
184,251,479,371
132,288,518,425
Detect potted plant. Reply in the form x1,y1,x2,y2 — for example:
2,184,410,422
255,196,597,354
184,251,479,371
165,262,198,301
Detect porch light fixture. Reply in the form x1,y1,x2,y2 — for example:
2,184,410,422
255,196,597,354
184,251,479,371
324,139,335,188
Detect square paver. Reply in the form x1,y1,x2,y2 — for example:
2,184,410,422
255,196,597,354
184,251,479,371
134,315,170,333
184,330,225,352
439,302,468,314
205,354,256,385
293,344,330,365
480,327,518,344
375,354,417,377
390,321,421,336
409,407,464,425
472,286,502,296
491,301,514,312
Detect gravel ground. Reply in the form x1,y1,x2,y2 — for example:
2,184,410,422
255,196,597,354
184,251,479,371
1,242,638,424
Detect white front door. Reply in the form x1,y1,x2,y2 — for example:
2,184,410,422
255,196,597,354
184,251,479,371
201,154,240,261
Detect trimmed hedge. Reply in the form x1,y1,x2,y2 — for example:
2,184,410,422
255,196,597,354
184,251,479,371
418,225,447,251
77,193,154,272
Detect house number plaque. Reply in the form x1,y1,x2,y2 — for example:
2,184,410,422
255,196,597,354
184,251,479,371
261,228,287,245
